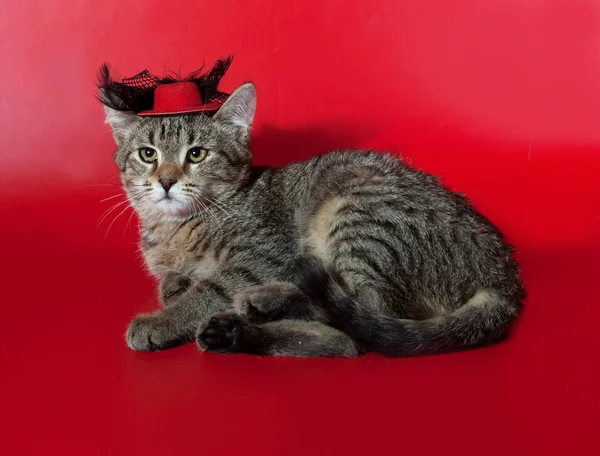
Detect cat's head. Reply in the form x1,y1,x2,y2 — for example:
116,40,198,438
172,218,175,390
102,83,256,221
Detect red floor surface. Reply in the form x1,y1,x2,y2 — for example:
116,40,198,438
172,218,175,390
2,1,599,455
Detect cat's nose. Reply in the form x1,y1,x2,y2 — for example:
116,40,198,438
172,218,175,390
159,178,176,192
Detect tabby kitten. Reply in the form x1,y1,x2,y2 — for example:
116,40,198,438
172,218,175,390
101,82,524,357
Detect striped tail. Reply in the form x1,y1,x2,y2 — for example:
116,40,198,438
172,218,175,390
293,256,521,357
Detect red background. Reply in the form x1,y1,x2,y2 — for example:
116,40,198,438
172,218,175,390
1,1,599,454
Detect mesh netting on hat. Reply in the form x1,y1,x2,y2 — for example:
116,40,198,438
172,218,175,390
121,70,160,90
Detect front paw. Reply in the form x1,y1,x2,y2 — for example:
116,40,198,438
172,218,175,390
196,313,247,353
126,314,191,351
159,272,192,306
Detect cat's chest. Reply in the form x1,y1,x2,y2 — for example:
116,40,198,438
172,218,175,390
140,219,225,279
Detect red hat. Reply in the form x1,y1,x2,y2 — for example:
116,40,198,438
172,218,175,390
138,82,223,116
97,56,233,117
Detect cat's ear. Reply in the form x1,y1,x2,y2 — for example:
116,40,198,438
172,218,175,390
214,83,256,131
103,106,137,145
99,87,137,145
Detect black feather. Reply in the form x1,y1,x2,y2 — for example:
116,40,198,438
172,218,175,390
96,56,234,114
195,55,233,102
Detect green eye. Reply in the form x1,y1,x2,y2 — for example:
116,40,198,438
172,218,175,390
187,147,208,163
139,147,158,163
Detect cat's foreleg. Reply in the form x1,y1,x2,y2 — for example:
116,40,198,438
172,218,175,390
126,278,233,351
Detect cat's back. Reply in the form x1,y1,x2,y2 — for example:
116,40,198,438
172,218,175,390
286,150,460,216
291,149,406,177
289,150,442,193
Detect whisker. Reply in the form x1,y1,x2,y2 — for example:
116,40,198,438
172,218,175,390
100,193,125,203
104,204,133,242
123,209,137,238
208,197,234,222
78,183,119,188
97,199,130,226
79,176,121,188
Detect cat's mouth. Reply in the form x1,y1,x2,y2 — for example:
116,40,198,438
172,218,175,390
155,196,191,218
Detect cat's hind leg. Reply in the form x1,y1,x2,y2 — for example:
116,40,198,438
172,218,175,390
196,313,359,358
233,282,320,323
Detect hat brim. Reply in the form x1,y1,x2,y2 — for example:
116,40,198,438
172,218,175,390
137,101,223,116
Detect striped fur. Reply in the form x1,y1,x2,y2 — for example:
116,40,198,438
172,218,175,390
101,83,524,357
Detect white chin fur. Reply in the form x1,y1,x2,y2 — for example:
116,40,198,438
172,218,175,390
155,198,192,218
